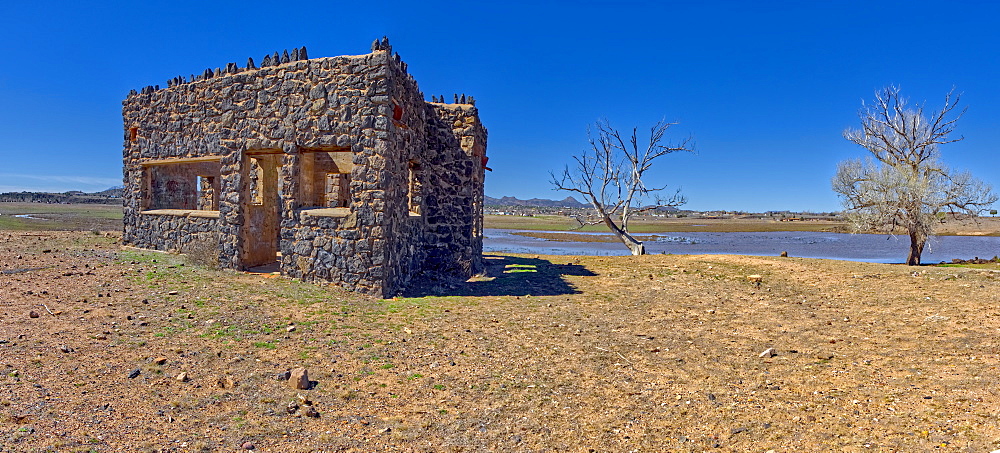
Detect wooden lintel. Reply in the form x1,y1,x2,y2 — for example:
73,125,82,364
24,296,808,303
299,207,350,218
140,156,222,166
140,209,221,218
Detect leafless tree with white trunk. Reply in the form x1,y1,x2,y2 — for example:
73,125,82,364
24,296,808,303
551,119,693,255
833,86,996,265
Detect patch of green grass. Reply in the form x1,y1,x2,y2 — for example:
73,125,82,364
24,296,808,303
201,326,237,339
505,264,537,274
407,373,423,380
935,262,1000,269
253,341,277,349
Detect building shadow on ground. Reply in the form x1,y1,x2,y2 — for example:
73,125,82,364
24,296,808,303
401,254,595,297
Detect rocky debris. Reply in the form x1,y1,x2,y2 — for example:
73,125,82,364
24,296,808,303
947,256,999,265
29,310,39,318
58,345,73,353
815,352,835,360
285,393,320,418
127,368,141,379
290,367,310,390
217,376,236,389
276,370,291,381
153,357,167,365
242,441,255,450
175,372,189,382
286,324,296,333
758,348,775,358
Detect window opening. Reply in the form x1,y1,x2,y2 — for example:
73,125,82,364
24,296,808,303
248,158,264,205
300,149,353,208
196,176,218,210
408,160,422,215
141,159,221,211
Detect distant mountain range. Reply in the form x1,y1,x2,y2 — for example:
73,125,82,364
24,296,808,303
484,195,589,208
2,187,682,211
0,186,124,204
484,195,681,212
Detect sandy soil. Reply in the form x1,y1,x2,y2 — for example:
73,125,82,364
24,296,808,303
3,231,1000,452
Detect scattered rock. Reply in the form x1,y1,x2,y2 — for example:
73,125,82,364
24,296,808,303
286,325,296,333
758,348,776,358
58,345,72,353
28,311,39,318
780,251,788,257
175,372,189,382
241,441,255,450
167,290,178,295
127,368,141,379
303,406,319,418
276,370,291,381
217,376,236,389
815,352,834,360
153,357,167,365
290,367,310,390
285,402,298,414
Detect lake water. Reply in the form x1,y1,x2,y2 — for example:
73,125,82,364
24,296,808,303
483,229,1000,264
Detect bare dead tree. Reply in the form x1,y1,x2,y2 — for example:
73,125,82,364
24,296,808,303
834,86,997,265
551,119,693,255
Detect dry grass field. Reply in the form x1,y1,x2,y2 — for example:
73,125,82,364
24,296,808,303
0,203,121,232
3,230,1000,451
484,214,1000,237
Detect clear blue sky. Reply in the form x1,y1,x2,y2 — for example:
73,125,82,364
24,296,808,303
2,0,998,212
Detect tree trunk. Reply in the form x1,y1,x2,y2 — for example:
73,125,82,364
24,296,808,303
907,231,925,265
603,215,645,255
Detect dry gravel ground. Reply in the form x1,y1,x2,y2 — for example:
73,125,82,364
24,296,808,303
2,231,1000,452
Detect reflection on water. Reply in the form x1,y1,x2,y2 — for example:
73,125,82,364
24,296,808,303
484,229,1000,264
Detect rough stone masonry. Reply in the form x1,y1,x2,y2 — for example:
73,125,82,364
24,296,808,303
122,38,488,297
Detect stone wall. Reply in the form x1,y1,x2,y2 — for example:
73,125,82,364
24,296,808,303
122,39,487,297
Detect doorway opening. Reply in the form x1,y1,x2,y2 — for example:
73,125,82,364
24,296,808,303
242,150,283,270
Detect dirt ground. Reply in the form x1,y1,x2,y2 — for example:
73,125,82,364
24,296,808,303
3,231,1000,452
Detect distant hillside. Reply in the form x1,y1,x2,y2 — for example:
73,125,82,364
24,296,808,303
484,195,680,212
0,186,123,204
485,196,588,208
94,186,125,198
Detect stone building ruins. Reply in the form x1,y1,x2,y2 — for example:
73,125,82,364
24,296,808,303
122,38,488,297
